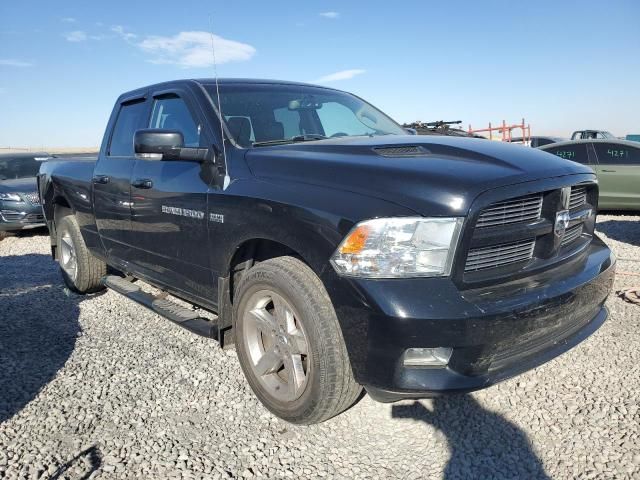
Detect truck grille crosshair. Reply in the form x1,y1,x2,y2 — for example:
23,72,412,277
464,184,593,275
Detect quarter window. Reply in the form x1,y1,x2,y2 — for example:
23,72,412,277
150,96,200,147
109,100,148,156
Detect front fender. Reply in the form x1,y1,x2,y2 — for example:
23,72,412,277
209,178,418,278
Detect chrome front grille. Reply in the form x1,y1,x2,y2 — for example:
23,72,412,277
23,191,40,205
561,224,583,247
569,186,586,210
463,182,596,280
475,194,543,229
465,239,535,272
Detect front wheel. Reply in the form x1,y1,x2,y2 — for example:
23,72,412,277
56,214,106,293
233,256,362,424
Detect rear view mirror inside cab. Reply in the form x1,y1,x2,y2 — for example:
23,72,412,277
288,97,323,111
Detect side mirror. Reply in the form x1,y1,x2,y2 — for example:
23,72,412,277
405,127,418,135
134,129,209,162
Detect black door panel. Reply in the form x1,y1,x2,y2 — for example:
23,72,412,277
129,160,213,300
128,91,215,302
94,99,148,262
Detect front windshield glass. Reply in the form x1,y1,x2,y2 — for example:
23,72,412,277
0,156,44,180
204,83,406,147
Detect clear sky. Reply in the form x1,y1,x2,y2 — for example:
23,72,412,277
1,0,639,147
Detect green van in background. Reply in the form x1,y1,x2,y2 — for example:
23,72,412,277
539,139,640,210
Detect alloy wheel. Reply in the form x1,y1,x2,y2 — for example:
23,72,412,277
59,232,78,282
243,290,311,402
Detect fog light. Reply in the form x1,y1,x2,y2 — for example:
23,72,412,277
403,347,452,367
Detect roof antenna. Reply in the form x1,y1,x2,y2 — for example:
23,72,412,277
209,16,230,190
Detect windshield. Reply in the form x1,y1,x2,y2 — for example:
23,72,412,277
0,156,45,180
204,83,406,147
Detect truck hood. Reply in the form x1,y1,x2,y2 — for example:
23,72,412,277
0,177,37,193
244,135,593,216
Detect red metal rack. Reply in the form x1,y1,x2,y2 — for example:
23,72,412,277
468,119,531,143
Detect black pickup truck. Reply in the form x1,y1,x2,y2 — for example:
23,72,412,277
38,79,615,424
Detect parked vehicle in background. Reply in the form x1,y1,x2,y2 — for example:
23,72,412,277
53,152,98,159
39,78,614,424
508,136,566,148
571,130,616,140
403,120,485,138
539,139,640,210
0,152,50,238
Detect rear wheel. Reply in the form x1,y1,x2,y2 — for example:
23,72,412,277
0,231,7,241
56,215,106,293
234,256,362,424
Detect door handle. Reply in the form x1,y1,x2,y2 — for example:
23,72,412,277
131,178,154,189
92,175,110,184
601,169,616,173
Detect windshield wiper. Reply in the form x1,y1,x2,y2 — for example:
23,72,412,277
252,134,329,147
291,134,328,141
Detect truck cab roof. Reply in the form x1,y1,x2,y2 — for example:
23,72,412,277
117,78,344,102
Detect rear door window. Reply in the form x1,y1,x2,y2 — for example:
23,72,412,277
543,144,591,164
592,143,640,165
109,100,148,156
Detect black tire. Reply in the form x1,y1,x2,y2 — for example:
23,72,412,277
0,231,7,241
233,256,362,424
56,214,107,293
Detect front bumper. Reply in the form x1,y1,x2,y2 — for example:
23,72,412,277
323,236,615,402
0,204,46,231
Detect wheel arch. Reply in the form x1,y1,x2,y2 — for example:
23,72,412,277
228,237,306,295
217,233,336,348
46,193,74,259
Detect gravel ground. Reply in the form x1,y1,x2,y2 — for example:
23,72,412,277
1,215,639,479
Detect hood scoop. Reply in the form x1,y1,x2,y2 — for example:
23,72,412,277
372,145,430,157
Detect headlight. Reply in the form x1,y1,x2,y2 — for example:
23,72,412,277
330,217,463,278
0,192,23,202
